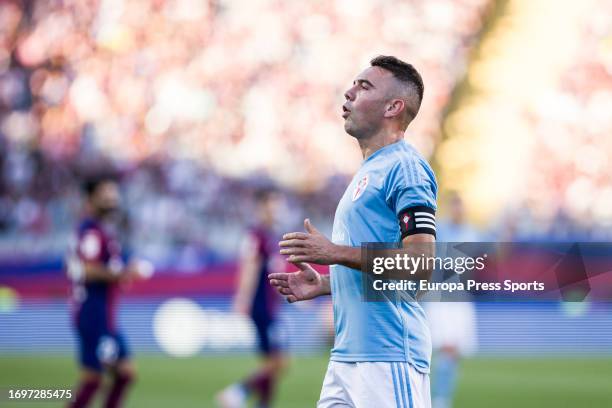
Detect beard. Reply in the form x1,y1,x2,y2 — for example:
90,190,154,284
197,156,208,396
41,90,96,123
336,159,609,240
96,206,120,219
344,115,381,139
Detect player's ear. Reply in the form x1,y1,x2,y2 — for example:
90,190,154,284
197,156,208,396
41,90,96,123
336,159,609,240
384,99,405,119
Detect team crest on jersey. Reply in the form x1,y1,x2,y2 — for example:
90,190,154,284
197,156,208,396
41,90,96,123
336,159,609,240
402,214,410,228
352,174,369,201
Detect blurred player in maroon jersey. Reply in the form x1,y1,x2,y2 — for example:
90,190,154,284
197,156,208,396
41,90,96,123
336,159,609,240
66,176,149,408
216,189,288,408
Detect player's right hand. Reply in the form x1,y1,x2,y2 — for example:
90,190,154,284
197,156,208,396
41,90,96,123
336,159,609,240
268,262,325,303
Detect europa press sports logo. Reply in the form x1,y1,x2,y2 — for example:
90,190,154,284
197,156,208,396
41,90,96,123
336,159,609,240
352,174,369,201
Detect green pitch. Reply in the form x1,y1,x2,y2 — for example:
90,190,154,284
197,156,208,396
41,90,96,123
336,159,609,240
0,354,611,407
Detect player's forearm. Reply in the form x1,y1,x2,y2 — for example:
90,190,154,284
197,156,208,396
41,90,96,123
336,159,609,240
83,263,122,283
333,245,362,270
333,238,435,282
401,235,435,282
319,275,332,296
235,258,260,301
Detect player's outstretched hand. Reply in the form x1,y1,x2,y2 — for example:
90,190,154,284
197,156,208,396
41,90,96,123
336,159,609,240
123,258,154,283
269,262,327,303
279,219,338,265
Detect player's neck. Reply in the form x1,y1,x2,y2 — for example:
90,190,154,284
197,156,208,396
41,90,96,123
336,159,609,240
358,129,405,160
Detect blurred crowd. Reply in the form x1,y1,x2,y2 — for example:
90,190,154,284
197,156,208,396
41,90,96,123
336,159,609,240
0,0,489,262
446,0,612,242
0,149,350,267
3,0,609,266
519,1,612,240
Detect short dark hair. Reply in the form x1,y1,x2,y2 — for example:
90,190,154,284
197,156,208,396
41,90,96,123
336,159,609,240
370,55,424,119
83,175,116,198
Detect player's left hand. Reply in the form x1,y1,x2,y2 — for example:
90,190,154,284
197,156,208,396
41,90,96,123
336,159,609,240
125,259,154,282
279,219,338,265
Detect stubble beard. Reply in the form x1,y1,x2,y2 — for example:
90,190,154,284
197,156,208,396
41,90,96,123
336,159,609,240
344,116,380,141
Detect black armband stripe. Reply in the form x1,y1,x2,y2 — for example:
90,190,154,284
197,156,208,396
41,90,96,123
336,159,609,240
398,205,436,239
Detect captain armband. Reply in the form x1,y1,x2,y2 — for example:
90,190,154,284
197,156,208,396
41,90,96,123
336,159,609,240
398,206,436,239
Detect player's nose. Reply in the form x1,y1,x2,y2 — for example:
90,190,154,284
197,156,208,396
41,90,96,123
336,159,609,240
344,88,355,101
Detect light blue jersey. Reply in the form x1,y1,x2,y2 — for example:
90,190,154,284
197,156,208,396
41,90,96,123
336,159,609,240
330,139,437,373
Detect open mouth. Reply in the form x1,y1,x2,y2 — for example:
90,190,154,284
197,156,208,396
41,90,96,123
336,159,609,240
342,105,350,119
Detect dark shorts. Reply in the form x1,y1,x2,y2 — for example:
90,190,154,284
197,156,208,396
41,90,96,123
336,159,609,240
77,328,131,372
251,315,286,355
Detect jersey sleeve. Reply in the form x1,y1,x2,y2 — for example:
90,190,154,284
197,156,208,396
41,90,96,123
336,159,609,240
78,229,105,262
240,230,263,260
385,158,438,238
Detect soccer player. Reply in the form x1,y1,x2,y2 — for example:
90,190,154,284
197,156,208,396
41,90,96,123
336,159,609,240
66,177,139,408
270,56,437,408
216,189,288,408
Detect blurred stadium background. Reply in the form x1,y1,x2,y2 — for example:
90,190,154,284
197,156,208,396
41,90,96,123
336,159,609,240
0,0,611,407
